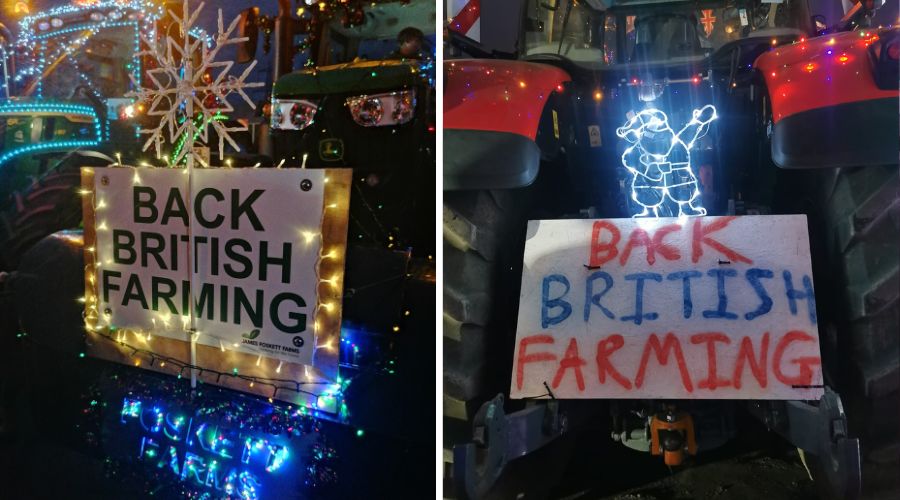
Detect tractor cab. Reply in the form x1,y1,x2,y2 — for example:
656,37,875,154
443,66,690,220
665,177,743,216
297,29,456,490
270,0,435,171
0,0,162,200
269,0,436,261
516,0,827,216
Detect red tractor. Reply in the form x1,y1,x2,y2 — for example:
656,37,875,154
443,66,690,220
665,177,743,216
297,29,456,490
443,0,898,498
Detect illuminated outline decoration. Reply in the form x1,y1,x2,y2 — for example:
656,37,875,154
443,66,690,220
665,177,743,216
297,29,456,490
616,105,716,218
14,0,162,91
0,102,103,166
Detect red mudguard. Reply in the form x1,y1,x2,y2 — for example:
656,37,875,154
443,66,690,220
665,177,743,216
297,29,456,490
444,59,571,190
755,29,895,124
755,28,897,168
445,59,571,140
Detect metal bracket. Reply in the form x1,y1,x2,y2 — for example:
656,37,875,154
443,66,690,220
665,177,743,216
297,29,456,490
452,394,566,499
748,387,861,499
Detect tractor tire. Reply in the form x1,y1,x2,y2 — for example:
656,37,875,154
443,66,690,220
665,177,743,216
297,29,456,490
443,188,531,422
818,164,899,499
0,155,96,271
443,187,537,498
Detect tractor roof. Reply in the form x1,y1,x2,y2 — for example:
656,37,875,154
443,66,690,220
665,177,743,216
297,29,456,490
328,0,435,40
273,59,425,97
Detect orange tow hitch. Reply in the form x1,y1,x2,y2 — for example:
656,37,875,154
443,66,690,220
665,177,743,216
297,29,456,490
650,407,697,466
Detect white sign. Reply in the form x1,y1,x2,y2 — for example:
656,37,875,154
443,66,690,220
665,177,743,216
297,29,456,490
92,168,331,368
510,215,824,400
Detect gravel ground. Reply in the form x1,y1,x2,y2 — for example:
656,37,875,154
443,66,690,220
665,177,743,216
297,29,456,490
588,449,817,500
546,412,821,500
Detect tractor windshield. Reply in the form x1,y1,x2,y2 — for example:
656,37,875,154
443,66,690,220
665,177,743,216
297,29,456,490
524,0,811,68
37,25,138,100
323,0,436,64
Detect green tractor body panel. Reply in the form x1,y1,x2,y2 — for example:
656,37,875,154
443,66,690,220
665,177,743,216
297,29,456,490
273,59,423,97
0,102,103,199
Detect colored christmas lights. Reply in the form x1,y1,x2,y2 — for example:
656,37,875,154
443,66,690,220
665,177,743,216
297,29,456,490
13,0,159,99
0,101,103,166
17,0,160,37
69,362,345,498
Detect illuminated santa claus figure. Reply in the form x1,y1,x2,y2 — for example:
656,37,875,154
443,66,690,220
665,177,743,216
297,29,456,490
616,104,717,218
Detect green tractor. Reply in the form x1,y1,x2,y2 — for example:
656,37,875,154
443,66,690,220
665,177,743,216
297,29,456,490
0,1,436,497
0,0,163,269
264,0,436,260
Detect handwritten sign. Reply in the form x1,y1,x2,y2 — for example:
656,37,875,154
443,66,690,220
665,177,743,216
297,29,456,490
82,167,351,404
510,216,823,400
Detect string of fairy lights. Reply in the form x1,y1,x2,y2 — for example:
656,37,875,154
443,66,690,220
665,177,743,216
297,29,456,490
4,0,425,424
12,0,160,96
0,101,104,165
69,361,347,494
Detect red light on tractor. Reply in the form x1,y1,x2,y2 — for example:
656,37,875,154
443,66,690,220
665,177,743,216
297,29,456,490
771,71,776,78
691,75,701,85
556,84,564,93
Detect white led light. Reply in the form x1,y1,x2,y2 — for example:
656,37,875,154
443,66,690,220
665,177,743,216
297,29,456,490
615,105,717,218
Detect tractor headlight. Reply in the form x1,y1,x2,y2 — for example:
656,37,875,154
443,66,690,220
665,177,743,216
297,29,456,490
345,89,416,127
271,99,318,130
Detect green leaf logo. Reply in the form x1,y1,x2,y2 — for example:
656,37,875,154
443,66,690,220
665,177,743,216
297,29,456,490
242,329,260,340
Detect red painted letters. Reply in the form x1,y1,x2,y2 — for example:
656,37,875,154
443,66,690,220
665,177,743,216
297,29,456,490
596,334,632,389
552,338,587,391
516,331,820,394
589,220,620,267
690,332,732,390
516,335,556,390
634,333,694,393
733,333,770,389
773,330,821,386
691,217,753,264
619,224,682,265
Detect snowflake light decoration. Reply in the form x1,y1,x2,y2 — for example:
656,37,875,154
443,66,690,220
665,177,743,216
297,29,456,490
126,0,264,167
